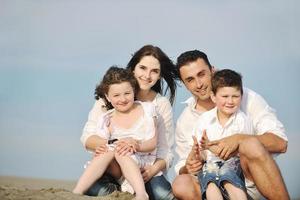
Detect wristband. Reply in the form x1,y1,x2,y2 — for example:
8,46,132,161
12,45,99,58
108,138,118,144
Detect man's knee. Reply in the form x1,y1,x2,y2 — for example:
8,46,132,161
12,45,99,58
239,137,268,161
172,175,200,199
172,175,190,192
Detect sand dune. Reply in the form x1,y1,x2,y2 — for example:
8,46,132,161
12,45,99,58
0,176,134,200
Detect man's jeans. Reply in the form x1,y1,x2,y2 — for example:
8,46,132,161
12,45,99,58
85,173,176,200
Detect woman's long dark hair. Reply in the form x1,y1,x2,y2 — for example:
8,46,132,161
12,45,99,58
127,45,178,105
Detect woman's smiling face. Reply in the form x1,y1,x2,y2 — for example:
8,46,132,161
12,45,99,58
133,55,161,91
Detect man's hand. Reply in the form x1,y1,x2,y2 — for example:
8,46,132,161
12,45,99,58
206,134,241,160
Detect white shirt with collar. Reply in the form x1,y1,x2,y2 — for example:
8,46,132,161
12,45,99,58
174,87,288,175
193,107,254,162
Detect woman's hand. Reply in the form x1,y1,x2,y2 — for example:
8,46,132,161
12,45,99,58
115,138,138,156
94,144,108,157
140,165,156,183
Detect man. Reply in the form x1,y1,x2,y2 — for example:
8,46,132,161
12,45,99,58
172,50,289,200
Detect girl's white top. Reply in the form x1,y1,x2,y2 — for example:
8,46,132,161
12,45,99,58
81,93,174,172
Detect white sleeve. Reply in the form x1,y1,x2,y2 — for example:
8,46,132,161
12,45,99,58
141,102,157,141
246,91,287,141
155,98,175,170
244,114,255,136
174,116,192,175
192,119,204,142
80,99,107,149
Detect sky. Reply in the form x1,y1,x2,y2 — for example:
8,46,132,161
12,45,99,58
0,0,299,198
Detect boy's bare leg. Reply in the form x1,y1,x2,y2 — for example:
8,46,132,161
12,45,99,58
115,154,148,200
239,137,290,200
172,174,201,200
73,151,115,194
223,182,247,200
206,182,223,200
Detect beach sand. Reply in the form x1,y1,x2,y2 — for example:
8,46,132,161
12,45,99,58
0,176,134,200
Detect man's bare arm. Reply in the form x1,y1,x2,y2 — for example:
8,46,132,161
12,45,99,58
256,132,287,153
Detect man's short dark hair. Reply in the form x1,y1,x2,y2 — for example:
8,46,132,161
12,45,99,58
176,50,212,79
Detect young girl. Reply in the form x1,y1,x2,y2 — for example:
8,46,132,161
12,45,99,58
73,66,158,200
80,45,177,199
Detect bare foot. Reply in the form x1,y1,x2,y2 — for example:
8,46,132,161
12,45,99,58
134,193,149,200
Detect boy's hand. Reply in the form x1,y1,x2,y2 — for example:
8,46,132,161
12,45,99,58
184,136,203,175
192,135,202,159
200,129,210,150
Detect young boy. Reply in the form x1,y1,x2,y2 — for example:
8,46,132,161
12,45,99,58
193,69,253,200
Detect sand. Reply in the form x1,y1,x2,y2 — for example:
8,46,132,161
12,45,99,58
0,176,134,200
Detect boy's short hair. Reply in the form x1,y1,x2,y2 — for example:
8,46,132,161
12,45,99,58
212,69,243,95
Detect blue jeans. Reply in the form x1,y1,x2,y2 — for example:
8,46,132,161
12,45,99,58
197,157,246,200
85,173,176,200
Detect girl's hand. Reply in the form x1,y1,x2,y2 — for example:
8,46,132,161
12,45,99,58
140,165,155,183
115,138,137,156
94,144,108,157
120,137,139,152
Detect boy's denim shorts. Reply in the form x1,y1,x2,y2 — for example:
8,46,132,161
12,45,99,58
197,157,246,199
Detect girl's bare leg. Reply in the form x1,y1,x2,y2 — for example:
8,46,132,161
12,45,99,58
73,151,114,194
115,154,148,200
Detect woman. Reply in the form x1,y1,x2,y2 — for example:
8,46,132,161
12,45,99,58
80,45,177,200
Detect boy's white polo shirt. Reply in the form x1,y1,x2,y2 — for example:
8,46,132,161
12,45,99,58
193,107,254,161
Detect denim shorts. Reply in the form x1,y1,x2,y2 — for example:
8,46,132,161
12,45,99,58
197,157,246,199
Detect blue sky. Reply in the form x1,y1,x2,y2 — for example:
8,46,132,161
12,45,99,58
1,0,299,198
